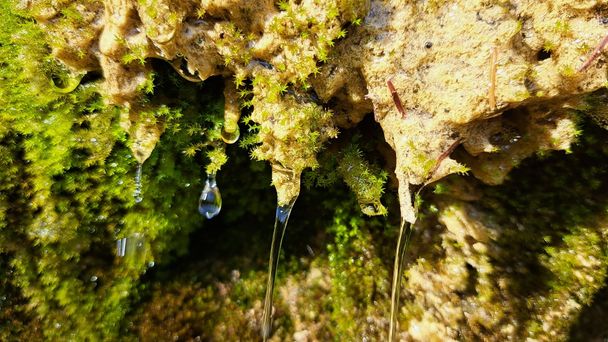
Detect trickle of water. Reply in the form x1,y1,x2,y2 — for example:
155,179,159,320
116,237,127,257
388,220,414,342
198,173,222,219
133,163,143,203
261,198,297,341
115,233,147,265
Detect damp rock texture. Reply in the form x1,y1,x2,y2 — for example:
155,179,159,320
317,0,608,220
24,0,608,208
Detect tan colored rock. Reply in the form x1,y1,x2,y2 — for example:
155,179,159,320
27,0,608,221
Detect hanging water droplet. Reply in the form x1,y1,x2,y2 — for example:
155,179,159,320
90,275,98,282
198,173,222,219
360,202,385,216
221,126,240,144
133,163,143,203
261,198,297,341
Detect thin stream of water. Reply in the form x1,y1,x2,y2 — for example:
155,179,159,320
134,163,143,203
261,199,297,341
388,220,414,342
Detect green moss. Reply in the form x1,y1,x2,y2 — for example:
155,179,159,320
0,3,226,339
337,142,388,216
326,206,392,340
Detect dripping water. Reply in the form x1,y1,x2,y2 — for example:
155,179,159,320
198,173,222,219
116,237,127,257
133,163,143,203
388,220,414,342
115,233,147,265
261,198,297,341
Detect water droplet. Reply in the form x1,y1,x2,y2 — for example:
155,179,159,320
148,261,155,268
221,126,240,144
90,275,98,282
360,202,385,216
118,179,124,185
198,173,222,219
509,134,522,144
262,198,297,341
133,163,143,203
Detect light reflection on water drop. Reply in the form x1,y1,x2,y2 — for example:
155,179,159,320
360,202,383,216
198,173,222,219
133,163,143,203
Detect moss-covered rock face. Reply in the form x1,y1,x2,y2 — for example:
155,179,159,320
3,0,608,341
121,121,608,342
23,0,608,213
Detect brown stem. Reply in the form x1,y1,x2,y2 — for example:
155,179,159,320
489,47,498,110
578,33,608,72
387,79,407,119
426,138,463,182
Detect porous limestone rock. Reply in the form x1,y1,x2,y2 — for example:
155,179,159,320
23,0,608,210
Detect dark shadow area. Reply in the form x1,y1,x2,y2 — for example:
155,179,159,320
569,284,608,341
476,119,608,339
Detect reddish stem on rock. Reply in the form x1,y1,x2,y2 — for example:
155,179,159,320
578,33,608,72
427,138,463,180
489,47,498,110
387,79,407,119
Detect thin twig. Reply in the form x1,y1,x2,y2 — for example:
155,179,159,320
387,79,407,118
578,33,608,72
427,138,463,181
489,47,498,110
